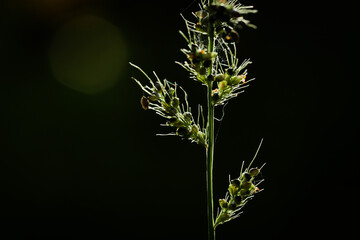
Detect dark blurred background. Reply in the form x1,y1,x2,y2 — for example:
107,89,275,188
0,0,357,239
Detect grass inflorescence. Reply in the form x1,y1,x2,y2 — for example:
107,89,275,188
130,1,264,239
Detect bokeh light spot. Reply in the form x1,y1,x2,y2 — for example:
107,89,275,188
49,15,127,94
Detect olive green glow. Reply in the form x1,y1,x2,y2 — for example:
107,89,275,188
49,15,127,94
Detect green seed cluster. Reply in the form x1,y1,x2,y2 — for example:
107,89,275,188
215,167,261,228
211,67,247,105
183,46,217,81
178,1,256,107
196,3,244,43
131,63,206,147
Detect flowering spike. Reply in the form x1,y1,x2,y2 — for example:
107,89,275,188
130,0,264,237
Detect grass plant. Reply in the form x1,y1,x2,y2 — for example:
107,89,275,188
130,1,264,239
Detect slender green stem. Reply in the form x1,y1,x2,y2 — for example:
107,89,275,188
206,1,215,239
206,84,215,240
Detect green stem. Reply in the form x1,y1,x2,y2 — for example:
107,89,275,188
206,0,215,239
206,84,215,240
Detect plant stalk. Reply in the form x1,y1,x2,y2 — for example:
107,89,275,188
206,84,215,240
206,0,215,239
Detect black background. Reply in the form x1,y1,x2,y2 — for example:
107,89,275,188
0,0,357,239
